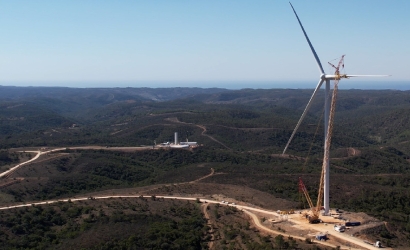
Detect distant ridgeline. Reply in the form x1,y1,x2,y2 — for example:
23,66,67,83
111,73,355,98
0,86,410,151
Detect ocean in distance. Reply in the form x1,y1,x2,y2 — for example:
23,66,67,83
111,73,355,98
1,81,409,91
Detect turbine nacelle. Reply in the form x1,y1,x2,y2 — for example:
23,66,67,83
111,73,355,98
324,74,348,80
322,73,351,80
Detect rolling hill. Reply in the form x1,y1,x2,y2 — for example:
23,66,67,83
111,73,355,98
1,86,410,248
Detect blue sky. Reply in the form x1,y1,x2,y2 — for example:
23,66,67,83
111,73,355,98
0,0,408,89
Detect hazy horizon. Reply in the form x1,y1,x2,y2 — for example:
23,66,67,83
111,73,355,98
1,80,409,91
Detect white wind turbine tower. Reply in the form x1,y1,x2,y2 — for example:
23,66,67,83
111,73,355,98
283,2,389,215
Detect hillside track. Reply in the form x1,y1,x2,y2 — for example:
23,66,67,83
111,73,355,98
165,117,232,150
332,147,362,160
196,124,232,150
164,116,364,162
0,148,385,250
201,203,215,249
149,111,196,117
212,124,281,131
0,146,154,179
109,123,175,136
273,147,362,161
23,153,70,166
0,195,382,250
190,168,216,183
0,151,41,178
0,146,390,249
119,167,218,194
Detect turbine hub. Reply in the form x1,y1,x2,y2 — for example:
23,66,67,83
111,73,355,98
320,74,326,80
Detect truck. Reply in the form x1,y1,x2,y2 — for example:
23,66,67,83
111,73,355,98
315,233,327,241
345,221,361,226
334,224,346,232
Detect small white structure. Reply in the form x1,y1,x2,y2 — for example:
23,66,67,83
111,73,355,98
180,141,197,146
170,144,189,148
158,132,197,148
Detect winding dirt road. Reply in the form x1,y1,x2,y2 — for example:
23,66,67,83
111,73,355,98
0,194,385,250
0,147,386,250
201,203,215,249
0,148,66,178
1,146,153,179
165,117,232,150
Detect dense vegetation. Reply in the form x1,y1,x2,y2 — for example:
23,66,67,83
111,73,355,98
0,150,19,166
4,148,309,201
0,198,207,249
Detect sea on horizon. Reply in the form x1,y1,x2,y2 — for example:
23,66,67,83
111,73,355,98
0,81,409,91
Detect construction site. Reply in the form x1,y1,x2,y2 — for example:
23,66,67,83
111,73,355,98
158,132,198,148
268,3,390,248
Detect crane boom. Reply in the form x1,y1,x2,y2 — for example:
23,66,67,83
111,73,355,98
316,55,345,212
298,177,314,209
298,56,345,223
298,177,320,223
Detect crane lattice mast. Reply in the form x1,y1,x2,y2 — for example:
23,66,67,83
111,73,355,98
317,55,345,213
299,56,345,223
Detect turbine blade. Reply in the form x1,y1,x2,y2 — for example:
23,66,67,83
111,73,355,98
345,74,391,77
289,2,325,75
283,78,325,155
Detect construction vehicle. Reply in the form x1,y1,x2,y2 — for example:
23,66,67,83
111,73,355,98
316,233,327,241
334,224,346,232
298,177,322,223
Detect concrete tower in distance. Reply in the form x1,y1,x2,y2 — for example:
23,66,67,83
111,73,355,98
174,132,178,145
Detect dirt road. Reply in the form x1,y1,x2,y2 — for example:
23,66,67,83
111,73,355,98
0,195,384,250
0,147,387,249
165,117,232,150
242,210,346,249
1,146,153,178
202,203,215,249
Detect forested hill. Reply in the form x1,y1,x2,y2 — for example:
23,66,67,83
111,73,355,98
0,86,228,102
1,86,410,151
0,86,229,119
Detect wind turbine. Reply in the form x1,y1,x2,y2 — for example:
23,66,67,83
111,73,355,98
283,2,389,215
